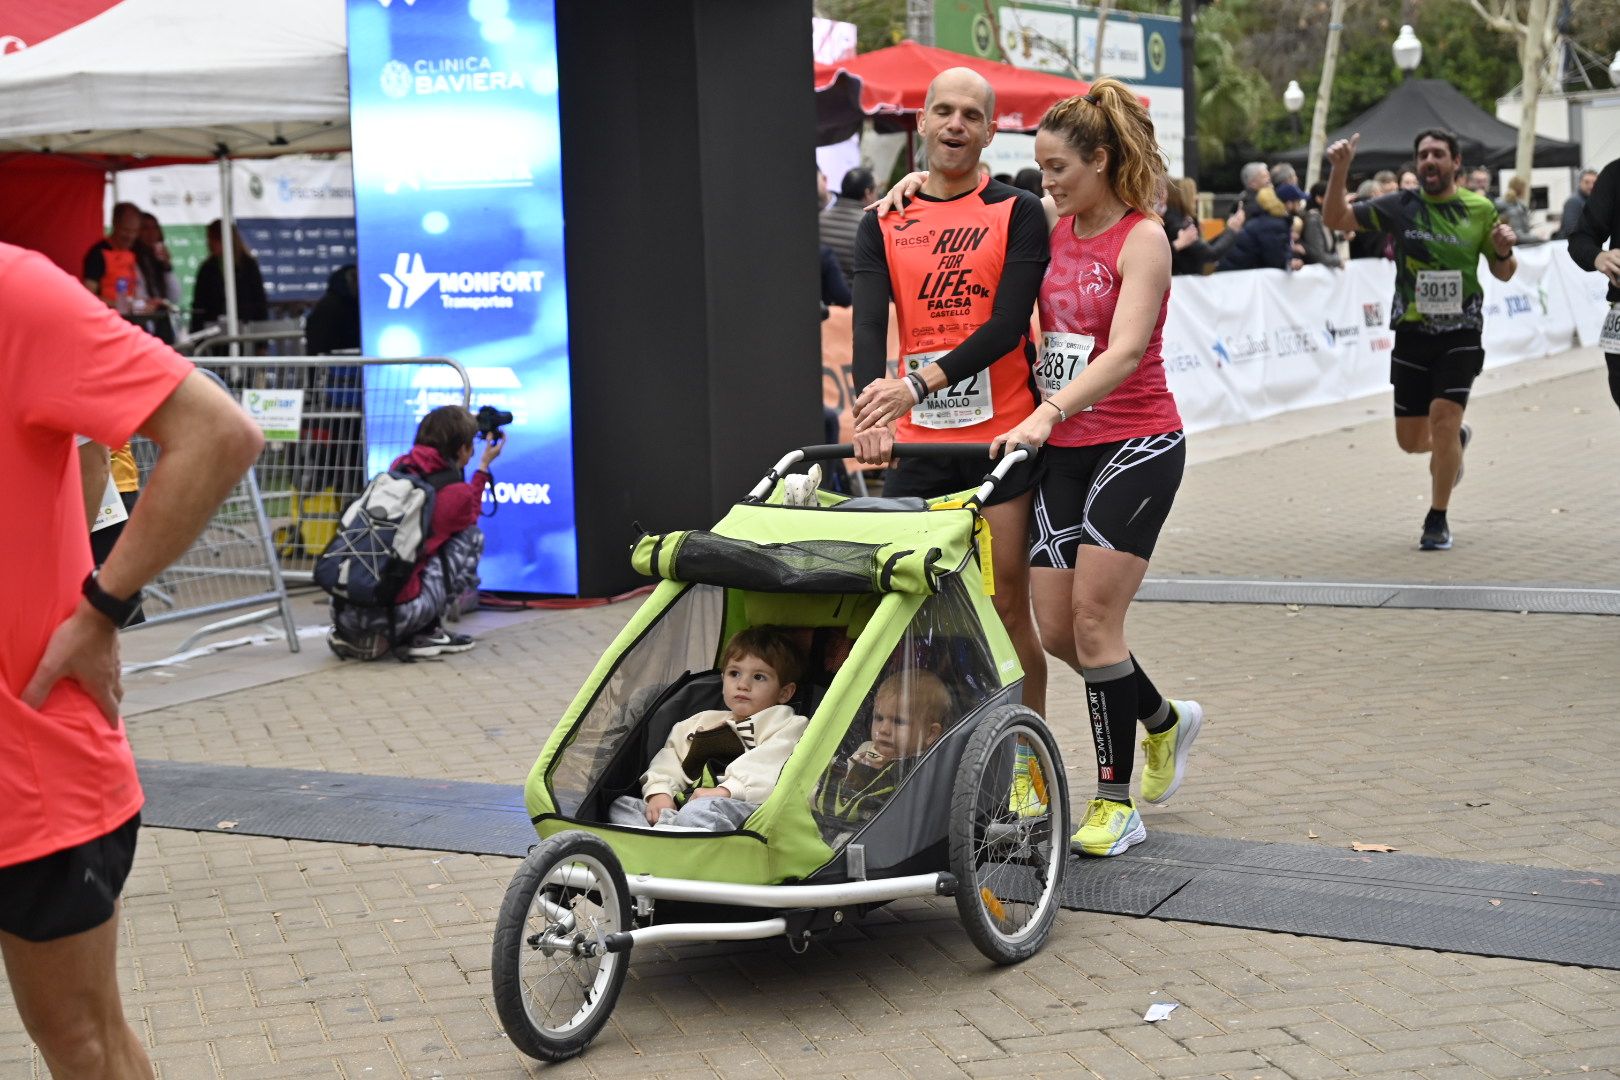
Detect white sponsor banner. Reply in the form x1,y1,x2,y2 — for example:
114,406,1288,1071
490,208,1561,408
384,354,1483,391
115,155,355,225
1161,242,1605,434
1548,245,1614,348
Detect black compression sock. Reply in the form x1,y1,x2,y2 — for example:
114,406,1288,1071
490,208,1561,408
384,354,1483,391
1425,507,1448,526
1133,653,1174,734
1083,657,1140,802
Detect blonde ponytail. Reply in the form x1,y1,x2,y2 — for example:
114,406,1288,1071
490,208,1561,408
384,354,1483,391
1038,76,1166,222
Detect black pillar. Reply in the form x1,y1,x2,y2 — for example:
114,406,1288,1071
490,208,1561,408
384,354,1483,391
557,0,822,596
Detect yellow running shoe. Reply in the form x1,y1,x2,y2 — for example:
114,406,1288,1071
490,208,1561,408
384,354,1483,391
1139,700,1203,806
1009,741,1049,818
1070,797,1145,856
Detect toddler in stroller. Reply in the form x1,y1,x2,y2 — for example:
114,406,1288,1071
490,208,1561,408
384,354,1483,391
813,669,948,828
607,627,810,831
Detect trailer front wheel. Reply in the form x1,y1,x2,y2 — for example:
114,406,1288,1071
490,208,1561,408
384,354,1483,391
492,831,630,1061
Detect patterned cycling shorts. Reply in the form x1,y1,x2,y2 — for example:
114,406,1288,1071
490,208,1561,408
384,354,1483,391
1029,432,1186,566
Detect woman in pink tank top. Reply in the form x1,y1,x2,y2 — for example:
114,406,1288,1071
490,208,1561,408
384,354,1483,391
988,78,1203,860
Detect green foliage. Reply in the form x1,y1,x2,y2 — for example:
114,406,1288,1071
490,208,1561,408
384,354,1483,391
1192,5,1272,165
1200,0,1521,160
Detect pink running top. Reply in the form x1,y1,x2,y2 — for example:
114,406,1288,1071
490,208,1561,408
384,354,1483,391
1038,209,1181,446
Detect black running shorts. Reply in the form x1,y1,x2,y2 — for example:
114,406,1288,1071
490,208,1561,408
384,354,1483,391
1391,328,1486,417
1029,432,1185,566
0,813,140,942
883,447,1045,507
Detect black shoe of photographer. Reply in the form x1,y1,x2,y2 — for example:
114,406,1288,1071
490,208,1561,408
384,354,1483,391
328,627,387,661
407,624,475,657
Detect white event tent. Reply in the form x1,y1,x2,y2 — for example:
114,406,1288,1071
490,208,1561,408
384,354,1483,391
0,0,351,337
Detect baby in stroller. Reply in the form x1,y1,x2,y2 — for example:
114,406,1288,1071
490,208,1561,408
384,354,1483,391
608,627,810,832
812,669,949,827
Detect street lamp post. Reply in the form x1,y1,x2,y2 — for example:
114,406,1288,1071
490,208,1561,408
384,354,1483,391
1393,25,1422,80
1284,79,1305,137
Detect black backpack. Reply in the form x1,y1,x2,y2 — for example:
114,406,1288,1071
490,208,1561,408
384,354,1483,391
314,464,460,607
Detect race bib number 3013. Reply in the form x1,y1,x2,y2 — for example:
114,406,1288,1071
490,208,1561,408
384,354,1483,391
1038,331,1094,408
906,351,994,430
1416,269,1463,316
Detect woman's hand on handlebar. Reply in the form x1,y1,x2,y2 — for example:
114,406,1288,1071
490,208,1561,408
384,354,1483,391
989,406,1058,459
854,376,917,432
866,171,929,217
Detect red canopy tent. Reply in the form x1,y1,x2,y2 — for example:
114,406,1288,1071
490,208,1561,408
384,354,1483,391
813,40,1090,146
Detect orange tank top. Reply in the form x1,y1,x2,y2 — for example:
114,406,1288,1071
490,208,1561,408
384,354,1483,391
881,175,1038,441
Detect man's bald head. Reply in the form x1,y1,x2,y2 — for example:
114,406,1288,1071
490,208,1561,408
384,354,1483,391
924,67,996,120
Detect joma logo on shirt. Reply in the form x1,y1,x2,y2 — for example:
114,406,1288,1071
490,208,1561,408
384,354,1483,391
932,227,989,254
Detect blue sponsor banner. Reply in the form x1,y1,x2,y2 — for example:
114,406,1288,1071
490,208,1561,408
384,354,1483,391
347,0,577,595
238,217,359,302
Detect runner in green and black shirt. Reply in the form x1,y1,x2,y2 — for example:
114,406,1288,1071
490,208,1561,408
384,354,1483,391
1324,128,1518,551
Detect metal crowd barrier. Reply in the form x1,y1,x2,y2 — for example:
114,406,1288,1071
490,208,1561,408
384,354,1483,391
190,355,474,586
125,369,301,653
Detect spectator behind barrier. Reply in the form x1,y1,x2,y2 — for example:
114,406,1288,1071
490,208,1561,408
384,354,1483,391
821,166,874,283
1163,176,1242,276
1299,182,1343,268
1555,169,1597,240
1218,187,1294,272
1495,176,1543,246
189,219,269,333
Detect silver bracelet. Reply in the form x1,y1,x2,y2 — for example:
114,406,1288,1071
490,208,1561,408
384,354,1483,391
1043,399,1068,423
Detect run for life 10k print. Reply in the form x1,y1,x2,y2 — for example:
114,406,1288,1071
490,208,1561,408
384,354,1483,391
347,0,578,594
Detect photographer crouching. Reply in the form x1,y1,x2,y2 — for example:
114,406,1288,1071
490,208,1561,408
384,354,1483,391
323,404,508,660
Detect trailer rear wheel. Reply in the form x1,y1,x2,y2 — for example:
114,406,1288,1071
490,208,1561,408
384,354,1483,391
948,704,1068,964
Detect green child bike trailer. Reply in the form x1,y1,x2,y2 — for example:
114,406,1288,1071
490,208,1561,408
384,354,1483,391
492,444,1069,1063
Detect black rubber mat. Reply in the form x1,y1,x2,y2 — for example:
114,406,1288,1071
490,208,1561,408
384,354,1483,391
1136,577,1620,616
139,760,1620,968
1064,832,1620,970
137,759,535,857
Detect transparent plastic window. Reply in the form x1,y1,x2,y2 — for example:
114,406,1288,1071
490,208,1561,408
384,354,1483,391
808,578,999,847
549,584,725,816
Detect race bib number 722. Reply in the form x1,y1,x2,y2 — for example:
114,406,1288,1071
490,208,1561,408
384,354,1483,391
905,351,993,430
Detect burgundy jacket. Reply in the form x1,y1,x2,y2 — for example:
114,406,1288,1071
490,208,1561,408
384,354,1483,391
389,444,488,602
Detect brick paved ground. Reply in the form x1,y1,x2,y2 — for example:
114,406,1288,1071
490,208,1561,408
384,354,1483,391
3,353,1618,1078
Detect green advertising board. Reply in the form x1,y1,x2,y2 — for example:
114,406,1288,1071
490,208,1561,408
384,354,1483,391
932,1,1186,174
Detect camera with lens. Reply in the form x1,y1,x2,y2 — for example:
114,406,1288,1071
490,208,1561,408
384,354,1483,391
476,404,514,439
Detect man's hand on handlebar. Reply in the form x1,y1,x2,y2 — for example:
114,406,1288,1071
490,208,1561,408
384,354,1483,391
854,376,917,433
852,424,895,466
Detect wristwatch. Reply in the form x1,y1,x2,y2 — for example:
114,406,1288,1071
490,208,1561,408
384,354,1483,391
82,571,141,627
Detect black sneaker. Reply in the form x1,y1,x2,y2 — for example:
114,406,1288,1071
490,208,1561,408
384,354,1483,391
1454,423,1472,487
328,628,386,661
408,625,476,656
1419,513,1452,551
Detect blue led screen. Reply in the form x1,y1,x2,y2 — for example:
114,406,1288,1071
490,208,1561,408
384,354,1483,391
347,0,577,594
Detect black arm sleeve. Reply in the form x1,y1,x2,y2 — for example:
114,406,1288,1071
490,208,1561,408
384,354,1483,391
1567,161,1619,275
851,211,893,392
932,193,1049,385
